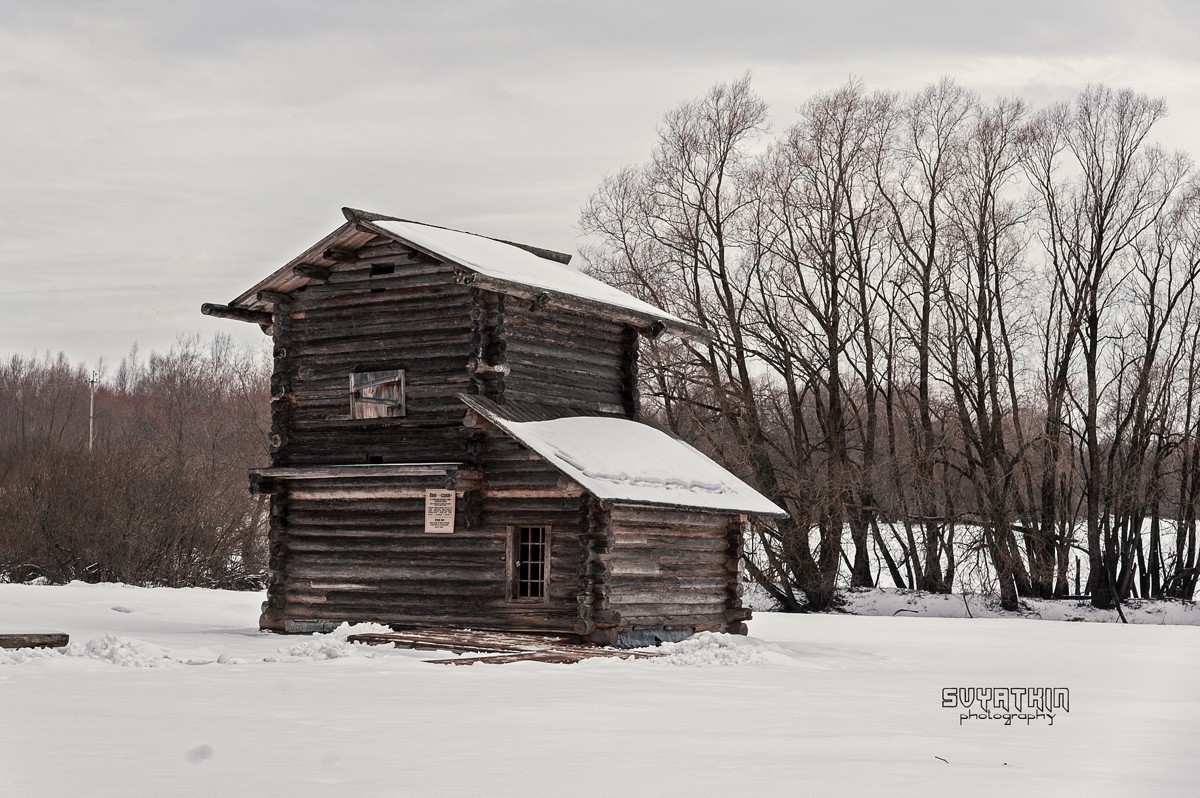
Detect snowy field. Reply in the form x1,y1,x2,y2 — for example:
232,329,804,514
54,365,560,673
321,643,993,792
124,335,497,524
2,583,1197,797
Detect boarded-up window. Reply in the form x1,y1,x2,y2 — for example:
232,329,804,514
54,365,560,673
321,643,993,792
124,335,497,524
349,370,406,419
510,525,549,601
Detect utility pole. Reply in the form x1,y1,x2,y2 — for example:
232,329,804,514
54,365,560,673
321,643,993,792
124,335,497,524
88,371,98,453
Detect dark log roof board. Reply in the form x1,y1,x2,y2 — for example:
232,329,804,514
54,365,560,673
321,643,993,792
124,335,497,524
221,209,707,341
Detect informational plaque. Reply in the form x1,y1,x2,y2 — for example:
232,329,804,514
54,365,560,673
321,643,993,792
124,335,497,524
424,489,456,534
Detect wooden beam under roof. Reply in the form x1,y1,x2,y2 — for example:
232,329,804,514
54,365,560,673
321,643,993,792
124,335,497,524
201,303,272,326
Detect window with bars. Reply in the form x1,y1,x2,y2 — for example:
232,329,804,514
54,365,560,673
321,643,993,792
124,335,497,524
349,369,406,419
510,525,549,601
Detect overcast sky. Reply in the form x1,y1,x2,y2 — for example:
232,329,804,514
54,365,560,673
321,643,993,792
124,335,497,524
3,0,1199,368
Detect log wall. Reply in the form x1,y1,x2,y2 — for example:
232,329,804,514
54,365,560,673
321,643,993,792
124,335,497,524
503,300,638,414
270,236,476,466
599,503,749,637
259,434,593,635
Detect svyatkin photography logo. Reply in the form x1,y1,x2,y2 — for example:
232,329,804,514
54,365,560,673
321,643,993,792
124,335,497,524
942,687,1070,726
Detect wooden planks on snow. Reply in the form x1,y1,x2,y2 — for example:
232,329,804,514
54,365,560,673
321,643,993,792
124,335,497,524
345,627,659,665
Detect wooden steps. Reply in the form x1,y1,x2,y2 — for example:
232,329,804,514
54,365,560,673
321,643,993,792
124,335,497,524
346,628,658,665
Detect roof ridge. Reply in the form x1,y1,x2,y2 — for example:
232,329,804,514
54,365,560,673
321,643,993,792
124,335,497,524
342,207,572,265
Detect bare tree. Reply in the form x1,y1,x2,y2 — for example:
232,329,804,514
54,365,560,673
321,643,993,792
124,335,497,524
747,82,894,605
582,77,1200,610
1024,86,1189,608
0,336,270,587
938,96,1034,609
875,78,977,593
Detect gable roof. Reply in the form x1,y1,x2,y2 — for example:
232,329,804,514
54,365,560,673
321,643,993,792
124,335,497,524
228,208,705,339
461,394,787,518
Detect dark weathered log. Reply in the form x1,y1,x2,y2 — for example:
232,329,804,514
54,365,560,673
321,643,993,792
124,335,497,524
585,628,619,646
607,589,729,606
347,628,581,654
507,309,627,345
251,464,465,481
591,609,622,626
506,338,624,371
323,248,358,263
257,290,293,306
200,303,273,325
468,274,707,340
610,609,730,625
288,311,472,342
0,632,68,649
466,357,511,377
293,263,332,282
481,487,584,499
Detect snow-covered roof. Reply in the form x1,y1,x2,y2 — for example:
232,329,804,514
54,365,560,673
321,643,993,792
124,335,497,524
369,219,693,332
462,396,786,517
223,210,706,337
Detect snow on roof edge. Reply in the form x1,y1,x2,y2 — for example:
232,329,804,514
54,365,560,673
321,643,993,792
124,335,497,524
370,218,702,335
460,394,787,518
342,207,573,265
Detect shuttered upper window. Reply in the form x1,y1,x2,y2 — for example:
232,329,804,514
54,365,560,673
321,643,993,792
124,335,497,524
349,369,406,419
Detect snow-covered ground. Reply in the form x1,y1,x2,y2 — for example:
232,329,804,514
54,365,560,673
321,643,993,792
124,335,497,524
762,585,1200,625
2,583,1197,797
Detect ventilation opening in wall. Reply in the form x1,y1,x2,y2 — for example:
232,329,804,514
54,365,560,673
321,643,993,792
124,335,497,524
511,525,549,601
370,263,396,276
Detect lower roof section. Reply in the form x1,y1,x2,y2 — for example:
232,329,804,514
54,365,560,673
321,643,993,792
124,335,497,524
460,395,787,518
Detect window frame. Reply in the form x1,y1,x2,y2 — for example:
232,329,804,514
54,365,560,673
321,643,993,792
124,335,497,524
507,524,551,603
349,369,406,419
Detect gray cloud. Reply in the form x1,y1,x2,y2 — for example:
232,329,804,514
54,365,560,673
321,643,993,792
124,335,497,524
2,0,1198,365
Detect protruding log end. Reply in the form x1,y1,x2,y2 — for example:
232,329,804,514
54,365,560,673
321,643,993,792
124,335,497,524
201,303,273,326
293,263,331,282
591,609,622,626
323,248,357,263
258,602,286,633
585,628,619,647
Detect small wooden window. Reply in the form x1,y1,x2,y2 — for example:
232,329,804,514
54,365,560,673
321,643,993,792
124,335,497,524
510,525,549,601
350,369,406,419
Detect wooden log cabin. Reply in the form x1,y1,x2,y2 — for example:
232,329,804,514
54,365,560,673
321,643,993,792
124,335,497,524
203,207,785,646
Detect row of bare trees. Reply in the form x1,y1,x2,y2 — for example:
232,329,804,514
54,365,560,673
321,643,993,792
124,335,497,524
0,335,270,587
581,76,1200,611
